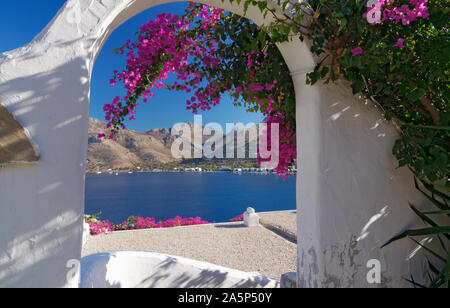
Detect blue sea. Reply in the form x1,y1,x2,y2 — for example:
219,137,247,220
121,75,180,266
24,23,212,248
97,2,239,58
85,172,296,224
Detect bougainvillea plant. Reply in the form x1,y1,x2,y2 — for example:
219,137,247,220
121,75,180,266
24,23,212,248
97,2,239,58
102,2,296,178
102,0,448,185
86,215,210,235
236,0,449,186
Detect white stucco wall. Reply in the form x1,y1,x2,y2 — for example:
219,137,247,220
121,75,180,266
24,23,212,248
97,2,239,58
295,77,429,287
0,0,428,288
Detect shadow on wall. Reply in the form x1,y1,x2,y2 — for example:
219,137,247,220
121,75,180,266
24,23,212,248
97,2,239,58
305,80,431,287
0,57,91,142
0,209,82,287
80,251,279,288
0,104,40,165
0,57,92,287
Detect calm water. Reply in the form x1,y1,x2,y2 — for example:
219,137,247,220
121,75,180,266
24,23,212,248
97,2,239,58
85,172,296,224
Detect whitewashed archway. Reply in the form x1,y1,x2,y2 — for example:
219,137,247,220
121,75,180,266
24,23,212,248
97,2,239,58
0,0,428,288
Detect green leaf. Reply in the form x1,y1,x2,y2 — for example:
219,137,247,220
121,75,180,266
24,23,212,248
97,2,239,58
407,88,427,103
382,226,450,248
410,238,447,263
404,276,427,288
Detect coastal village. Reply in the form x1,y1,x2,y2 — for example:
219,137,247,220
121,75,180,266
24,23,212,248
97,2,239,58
95,166,297,175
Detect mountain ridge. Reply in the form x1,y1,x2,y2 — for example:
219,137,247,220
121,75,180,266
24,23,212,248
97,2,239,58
87,117,259,172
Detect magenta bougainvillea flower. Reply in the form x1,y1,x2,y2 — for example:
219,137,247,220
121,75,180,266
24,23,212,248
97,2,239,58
230,214,244,222
352,46,363,56
87,215,211,235
364,0,430,26
394,38,406,48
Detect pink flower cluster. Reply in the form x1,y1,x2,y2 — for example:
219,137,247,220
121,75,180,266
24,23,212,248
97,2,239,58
352,46,364,56
240,51,297,178
116,216,210,231
365,0,429,26
355,1,429,56
230,214,244,222
87,220,115,236
258,112,297,179
103,4,225,127
86,215,211,236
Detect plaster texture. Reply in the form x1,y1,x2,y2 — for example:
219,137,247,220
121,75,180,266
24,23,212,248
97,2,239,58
0,0,430,287
295,77,429,287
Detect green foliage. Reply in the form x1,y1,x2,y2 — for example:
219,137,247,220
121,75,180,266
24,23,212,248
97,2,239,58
382,178,450,288
394,126,450,184
85,212,103,223
126,216,138,225
236,0,449,185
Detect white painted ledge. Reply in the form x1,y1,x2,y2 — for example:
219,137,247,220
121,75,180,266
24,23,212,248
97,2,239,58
80,251,280,288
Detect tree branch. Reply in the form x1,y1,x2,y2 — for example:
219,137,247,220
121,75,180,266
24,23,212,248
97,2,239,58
420,96,441,125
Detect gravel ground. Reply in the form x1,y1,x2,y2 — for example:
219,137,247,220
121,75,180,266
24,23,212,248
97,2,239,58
258,210,297,242
82,221,297,279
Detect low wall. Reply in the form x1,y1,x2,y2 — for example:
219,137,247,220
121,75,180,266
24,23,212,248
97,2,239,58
80,251,280,288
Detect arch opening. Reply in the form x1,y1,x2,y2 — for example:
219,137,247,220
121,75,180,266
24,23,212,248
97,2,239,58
82,1,299,287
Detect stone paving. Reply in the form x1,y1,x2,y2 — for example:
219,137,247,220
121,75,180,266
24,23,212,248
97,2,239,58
258,210,297,242
82,211,298,279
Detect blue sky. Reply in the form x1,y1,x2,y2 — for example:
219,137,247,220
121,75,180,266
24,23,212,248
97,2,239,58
0,1,264,132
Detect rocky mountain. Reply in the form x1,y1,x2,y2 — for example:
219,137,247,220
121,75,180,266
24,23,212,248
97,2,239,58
87,117,259,172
